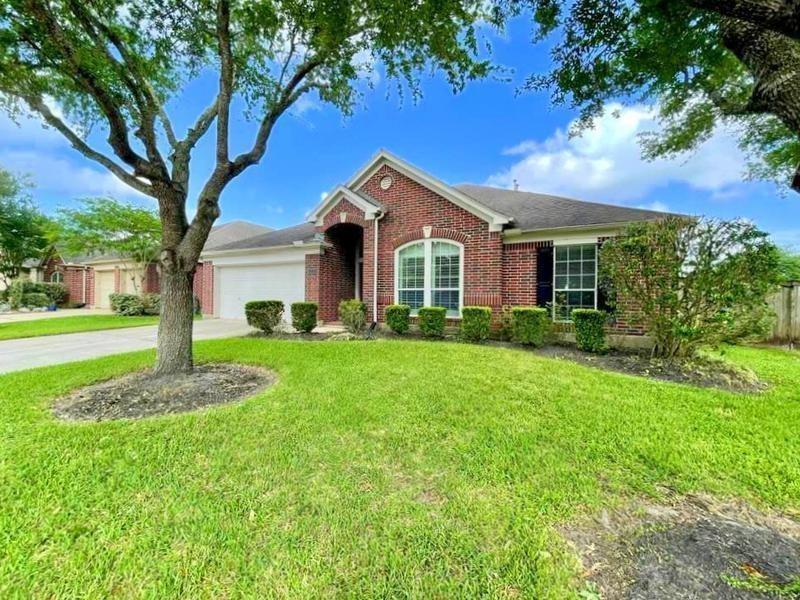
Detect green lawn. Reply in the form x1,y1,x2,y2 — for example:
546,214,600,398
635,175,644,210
0,314,160,340
1,340,798,598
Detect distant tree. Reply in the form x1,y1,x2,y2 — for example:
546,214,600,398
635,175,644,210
504,0,800,193
0,0,496,374
777,247,800,282
600,216,781,358
56,198,161,294
0,168,49,286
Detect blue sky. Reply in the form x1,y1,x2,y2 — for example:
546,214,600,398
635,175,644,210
1,17,798,249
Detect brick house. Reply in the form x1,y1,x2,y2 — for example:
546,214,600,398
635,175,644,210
199,150,666,334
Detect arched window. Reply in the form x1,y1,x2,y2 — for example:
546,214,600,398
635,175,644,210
50,271,64,284
395,239,463,317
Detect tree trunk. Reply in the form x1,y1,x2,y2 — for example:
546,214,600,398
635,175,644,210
154,264,195,375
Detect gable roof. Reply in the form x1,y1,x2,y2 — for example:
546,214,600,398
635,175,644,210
308,150,513,231
455,184,673,232
205,222,318,253
204,220,273,251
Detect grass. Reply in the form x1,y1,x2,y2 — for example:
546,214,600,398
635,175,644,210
0,314,160,340
0,340,798,598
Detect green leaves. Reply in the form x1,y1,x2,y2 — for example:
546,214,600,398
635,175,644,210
517,0,800,190
600,216,781,357
55,197,161,268
0,167,50,283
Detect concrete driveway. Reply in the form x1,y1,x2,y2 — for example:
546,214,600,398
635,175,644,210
0,319,254,374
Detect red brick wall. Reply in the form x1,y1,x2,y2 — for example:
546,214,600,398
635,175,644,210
356,165,504,321
502,242,543,307
42,256,91,304
143,263,160,294
193,261,214,316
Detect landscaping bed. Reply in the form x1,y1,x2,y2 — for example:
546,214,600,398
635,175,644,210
535,346,766,393
53,363,275,421
564,492,800,599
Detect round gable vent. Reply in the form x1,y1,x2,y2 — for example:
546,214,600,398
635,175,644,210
379,175,393,190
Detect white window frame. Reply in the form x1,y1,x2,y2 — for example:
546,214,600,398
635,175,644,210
552,242,598,322
394,238,464,318
50,271,64,284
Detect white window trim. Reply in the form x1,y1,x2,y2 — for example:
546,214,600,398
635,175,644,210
394,238,465,318
552,243,598,322
50,272,64,284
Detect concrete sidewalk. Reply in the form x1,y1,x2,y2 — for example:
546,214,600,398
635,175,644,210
0,319,254,374
0,308,113,323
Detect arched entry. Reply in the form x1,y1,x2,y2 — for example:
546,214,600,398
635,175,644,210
319,222,364,321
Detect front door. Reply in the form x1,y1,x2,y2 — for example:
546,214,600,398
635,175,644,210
536,246,553,308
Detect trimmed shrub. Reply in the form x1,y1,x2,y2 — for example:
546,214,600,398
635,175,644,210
291,302,318,333
385,304,411,334
22,292,50,308
245,300,284,334
461,306,492,342
572,309,608,353
40,282,68,304
418,306,446,338
8,279,25,309
142,293,161,315
339,299,367,333
511,307,550,346
110,293,145,316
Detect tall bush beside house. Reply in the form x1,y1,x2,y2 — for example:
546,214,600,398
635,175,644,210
418,307,447,338
339,300,367,334
601,217,781,358
22,292,49,308
511,307,550,346
245,300,284,334
291,302,318,333
385,304,411,334
461,306,492,342
110,293,145,316
572,309,607,353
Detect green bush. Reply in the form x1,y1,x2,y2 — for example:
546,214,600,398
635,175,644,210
8,279,25,309
418,306,446,338
460,306,492,342
39,282,68,304
141,293,161,315
22,292,50,308
245,300,284,334
339,299,367,333
511,307,550,346
291,302,318,333
572,309,607,353
385,304,411,334
110,293,145,315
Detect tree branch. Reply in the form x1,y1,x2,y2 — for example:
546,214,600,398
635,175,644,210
689,0,800,41
215,0,234,166
24,97,154,196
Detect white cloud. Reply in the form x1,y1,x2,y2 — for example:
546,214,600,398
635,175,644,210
487,104,748,203
0,150,146,199
637,201,670,212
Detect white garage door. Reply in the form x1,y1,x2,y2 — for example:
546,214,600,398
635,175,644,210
95,271,115,309
217,262,306,320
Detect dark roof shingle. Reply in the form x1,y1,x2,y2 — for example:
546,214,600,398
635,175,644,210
455,184,673,231
208,222,317,252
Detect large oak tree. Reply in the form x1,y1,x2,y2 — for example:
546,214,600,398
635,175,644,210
503,0,800,193
0,0,495,374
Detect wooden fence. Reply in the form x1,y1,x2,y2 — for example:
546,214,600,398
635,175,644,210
768,281,800,344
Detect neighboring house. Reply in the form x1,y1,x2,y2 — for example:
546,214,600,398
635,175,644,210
23,221,272,309
25,249,95,306
197,149,669,334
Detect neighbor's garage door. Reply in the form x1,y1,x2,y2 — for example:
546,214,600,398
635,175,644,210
217,263,305,320
95,270,115,309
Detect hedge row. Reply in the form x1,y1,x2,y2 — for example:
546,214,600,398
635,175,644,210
382,304,608,352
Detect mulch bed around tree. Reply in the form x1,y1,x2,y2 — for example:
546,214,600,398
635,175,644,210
534,346,766,394
53,363,276,422
562,492,800,599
